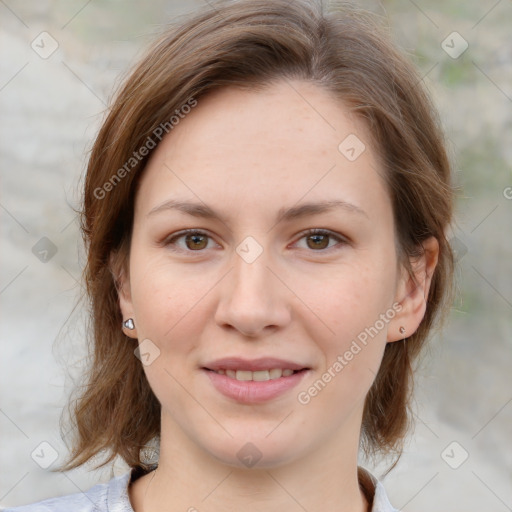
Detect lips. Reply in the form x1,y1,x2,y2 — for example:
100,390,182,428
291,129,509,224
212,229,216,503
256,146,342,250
201,357,311,403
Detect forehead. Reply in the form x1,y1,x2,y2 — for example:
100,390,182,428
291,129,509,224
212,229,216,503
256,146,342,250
160,80,372,160
135,80,390,224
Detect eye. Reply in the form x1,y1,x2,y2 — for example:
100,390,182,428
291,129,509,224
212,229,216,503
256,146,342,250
162,228,348,255
163,229,218,252
293,228,348,252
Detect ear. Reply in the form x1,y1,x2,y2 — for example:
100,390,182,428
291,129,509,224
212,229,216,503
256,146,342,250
387,236,439,342
110,251,138,339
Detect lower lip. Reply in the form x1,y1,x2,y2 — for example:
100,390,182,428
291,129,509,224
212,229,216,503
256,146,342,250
202,369,309,404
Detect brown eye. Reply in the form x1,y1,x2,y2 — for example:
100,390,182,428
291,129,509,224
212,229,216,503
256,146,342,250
306,233,330,250
165,230,215,252
295,229,348,252
184,232,208,250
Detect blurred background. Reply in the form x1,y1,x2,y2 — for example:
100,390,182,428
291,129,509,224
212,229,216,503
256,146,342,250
0,0,511,510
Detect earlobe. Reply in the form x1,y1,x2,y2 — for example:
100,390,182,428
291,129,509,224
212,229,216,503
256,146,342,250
110,251,138,339
118,277,139,339
387,236,439,342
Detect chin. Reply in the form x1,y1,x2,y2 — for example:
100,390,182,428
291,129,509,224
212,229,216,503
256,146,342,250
200,434,302,470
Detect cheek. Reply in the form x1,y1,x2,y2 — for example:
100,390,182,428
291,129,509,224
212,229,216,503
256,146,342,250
129,254,214,401
296,281,391,415
302,256,396,388
129,249,211,347
309,259,395,337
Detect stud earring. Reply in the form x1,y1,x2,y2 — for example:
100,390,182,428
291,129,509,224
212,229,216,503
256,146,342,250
123,318,135,330
399,326,406,335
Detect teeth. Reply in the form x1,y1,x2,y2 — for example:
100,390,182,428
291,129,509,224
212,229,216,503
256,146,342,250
253,370,270,381
269,368,282,379
214,368,299,381
236,370,253,381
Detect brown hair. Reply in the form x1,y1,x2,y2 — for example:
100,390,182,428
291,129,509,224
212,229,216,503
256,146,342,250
57,0,454,474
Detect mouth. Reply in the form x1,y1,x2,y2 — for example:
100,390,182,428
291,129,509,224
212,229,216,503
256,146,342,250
201,357,311,403
202,367,307,381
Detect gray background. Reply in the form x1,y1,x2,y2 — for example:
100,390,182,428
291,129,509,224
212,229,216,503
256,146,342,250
1,0,511,510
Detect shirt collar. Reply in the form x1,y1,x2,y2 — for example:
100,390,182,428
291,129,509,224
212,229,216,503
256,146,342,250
358,466,398,512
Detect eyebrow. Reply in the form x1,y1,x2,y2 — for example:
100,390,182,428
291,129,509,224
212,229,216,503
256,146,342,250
147,198,368,223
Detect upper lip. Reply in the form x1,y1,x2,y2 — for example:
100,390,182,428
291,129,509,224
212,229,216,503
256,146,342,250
202,357,310,372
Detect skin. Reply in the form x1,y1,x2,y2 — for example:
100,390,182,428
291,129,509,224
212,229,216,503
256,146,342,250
118,79,439,512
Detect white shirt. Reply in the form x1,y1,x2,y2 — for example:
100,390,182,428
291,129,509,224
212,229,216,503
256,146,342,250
2,466,398,511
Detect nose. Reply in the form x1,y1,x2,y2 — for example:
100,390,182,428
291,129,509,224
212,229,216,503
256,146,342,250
214,248,292,338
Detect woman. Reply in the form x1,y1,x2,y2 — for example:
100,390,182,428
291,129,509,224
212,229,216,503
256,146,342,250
5,0,454,510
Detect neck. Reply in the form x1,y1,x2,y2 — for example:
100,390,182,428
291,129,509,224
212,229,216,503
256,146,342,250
130,413,370,512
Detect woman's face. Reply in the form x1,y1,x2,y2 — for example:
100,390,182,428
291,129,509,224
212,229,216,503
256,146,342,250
119,80,421,468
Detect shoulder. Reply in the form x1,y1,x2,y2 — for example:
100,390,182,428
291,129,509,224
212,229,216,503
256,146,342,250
1,470,133,512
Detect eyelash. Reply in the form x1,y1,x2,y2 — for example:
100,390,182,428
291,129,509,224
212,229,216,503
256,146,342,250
163,228,348,255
